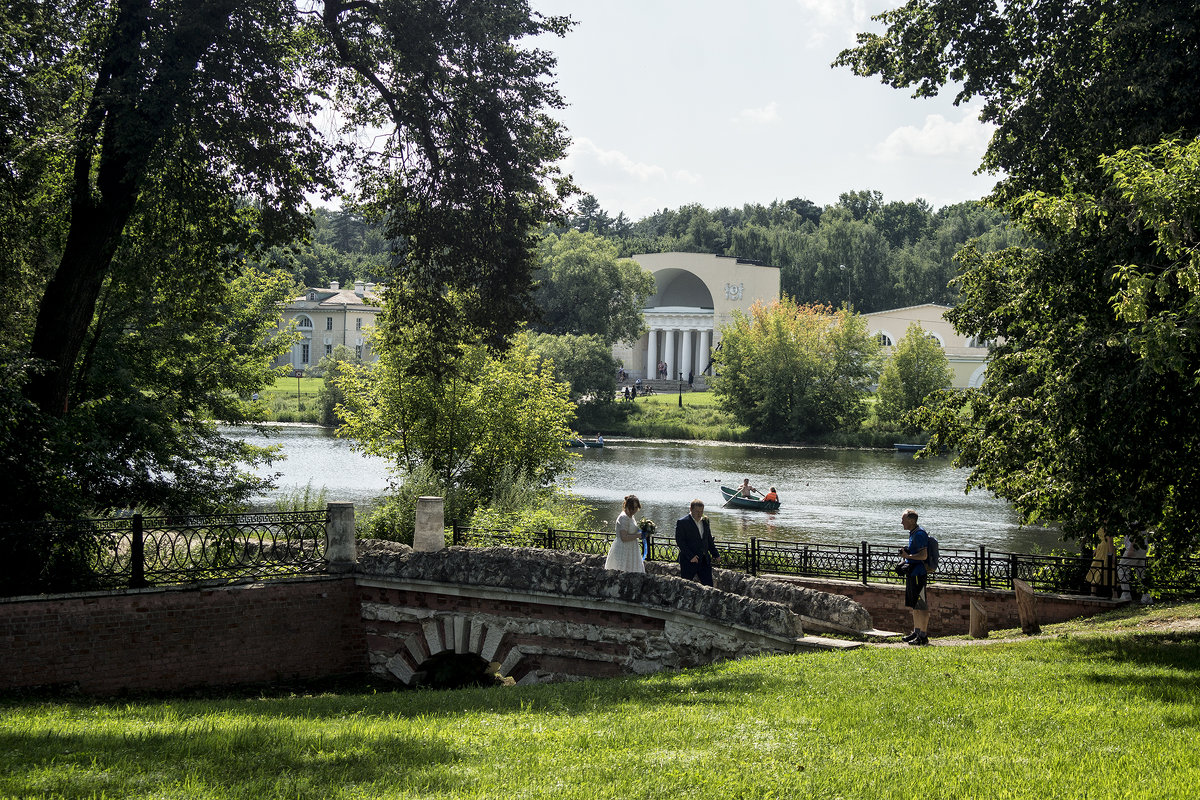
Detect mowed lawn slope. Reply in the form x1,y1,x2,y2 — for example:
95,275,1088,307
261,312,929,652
3,604,1198,799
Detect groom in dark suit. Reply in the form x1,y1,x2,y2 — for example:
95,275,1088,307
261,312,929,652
675,499,720,586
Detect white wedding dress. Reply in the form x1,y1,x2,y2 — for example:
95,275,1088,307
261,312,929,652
605,511,645,573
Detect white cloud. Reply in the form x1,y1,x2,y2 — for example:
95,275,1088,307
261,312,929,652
566,137,668,182
872,112,996,161
732,101,780,126
794,0,871,27
673,169,702,185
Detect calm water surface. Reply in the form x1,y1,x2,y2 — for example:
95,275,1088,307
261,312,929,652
232,425,1060,553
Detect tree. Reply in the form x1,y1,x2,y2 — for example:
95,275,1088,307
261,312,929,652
532,230,655,345
840,0,1200,557
711,300,881,441
875,323,953,431
337,328,576,511
835,1,1200,206
316,345,355,427
1,0,572,519
526,332,619,405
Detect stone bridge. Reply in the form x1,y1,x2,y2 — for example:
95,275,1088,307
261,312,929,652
357,542,874,686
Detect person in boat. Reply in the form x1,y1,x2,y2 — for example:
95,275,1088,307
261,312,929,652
738,478,760,498
605,495,645,573
762,487,778,503
596,433,604,445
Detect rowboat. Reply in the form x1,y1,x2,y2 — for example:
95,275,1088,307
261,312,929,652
565,438,604,449
893,443,924,453
720,485,780,511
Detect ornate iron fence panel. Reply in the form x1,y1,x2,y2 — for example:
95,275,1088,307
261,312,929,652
451,526,551,549
753,540,862,580
0,511,328,597
137,511,327,585
551,529,613,556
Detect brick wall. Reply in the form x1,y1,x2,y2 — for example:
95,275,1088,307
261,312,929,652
781,577,1121,635
0,578,366,695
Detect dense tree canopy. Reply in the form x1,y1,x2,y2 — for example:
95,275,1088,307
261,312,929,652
711,300,881,441
0,0,572,522
875,322,953,432
532,230,654,345
842,0,1200,556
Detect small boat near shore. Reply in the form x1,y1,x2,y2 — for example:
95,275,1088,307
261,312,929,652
566,438,604,449
893,443,924,453
720,485,780,511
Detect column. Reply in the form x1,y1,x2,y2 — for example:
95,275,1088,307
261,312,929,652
681,329,694,380
664,328,676,380
325,501,357,572
700,329,712,374
646,328,658,380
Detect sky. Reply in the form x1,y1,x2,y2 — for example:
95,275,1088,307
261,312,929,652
528,0,999,221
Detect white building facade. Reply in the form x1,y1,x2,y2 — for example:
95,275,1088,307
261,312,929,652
862,303,991,389
274,281,384,370
613,252,781,381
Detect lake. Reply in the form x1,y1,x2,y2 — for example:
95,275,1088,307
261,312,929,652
232,425,1061,553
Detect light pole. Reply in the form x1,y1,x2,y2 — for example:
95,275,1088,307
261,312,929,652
839,263,848,308
678,371,683,407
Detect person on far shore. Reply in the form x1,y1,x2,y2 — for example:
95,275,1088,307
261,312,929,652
675,499,719,586
899,508,930,646
605,494,645,573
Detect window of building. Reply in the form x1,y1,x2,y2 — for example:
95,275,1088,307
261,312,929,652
355,317,362,331
301,343,310,363
355,345,363,359
325,344,332,356
326,317,333,330
876,333,893,347
296,315,313,329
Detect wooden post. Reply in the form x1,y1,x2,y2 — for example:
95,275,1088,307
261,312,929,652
1013,578,1041,635
969,597,989,639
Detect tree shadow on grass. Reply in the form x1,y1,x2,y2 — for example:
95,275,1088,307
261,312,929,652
1059,632,1200,718
0,726,464,799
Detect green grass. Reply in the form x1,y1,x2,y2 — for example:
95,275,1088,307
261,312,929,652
258,376,324,424
3,604,1198,799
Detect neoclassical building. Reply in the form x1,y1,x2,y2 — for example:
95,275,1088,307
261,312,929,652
274,280,384,370
613,252,781,381
862,303,990,389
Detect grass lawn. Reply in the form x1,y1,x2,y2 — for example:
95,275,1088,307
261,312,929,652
3,604,1198,799
258,375,324,424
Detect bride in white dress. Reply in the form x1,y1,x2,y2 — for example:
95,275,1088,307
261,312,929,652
605,495,645,573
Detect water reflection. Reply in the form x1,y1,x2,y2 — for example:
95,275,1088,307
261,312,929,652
228,425,1060,553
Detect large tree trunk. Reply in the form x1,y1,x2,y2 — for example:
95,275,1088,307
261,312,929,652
26,197,138,415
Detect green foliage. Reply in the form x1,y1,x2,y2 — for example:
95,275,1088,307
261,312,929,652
359,463,469,546
339,327,576,517
316,345,354,427
711,299,881,441
2,0,573,524
526,331,619,405
532,230,655,345
841,0,1200,561
467,467,595,535
875,322,954,431
834,0,1200,207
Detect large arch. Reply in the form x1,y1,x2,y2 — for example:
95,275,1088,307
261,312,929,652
648,268,715,309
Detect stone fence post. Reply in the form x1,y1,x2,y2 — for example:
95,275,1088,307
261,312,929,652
414,496,445,552
325,501,357,572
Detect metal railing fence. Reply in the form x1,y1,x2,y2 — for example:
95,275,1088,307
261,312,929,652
0,510,328,597
452,525,1200,599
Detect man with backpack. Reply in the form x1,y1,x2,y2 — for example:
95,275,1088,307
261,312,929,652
899,508,932,646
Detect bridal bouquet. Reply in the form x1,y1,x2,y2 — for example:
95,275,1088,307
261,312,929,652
638,518,656,535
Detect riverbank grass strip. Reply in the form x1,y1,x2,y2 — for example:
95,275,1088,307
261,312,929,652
3,631,1198,799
